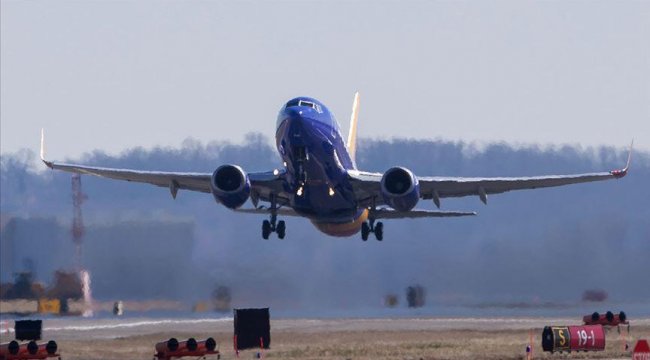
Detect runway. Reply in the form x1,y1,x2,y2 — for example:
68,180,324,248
2,316,648,359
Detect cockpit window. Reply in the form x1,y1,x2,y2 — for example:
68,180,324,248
298,100,315,109
286,99,300,107
285,99,322,113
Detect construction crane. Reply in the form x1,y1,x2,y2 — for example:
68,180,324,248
71,173,87,269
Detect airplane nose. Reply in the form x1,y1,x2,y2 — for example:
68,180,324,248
277,107,305,132
282,108,308,140
282,108,307,131
285,107,303,119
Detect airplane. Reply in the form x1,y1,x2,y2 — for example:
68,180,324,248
40,93,632,241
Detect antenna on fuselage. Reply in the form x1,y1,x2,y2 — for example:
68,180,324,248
347,92,360,169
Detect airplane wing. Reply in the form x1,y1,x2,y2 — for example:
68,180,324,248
373,208,476,219
40,130,286,202
348,142,632,207
234,207,302,217
44,162,213,193
234,207,475,219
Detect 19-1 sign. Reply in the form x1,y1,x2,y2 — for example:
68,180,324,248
542,325,605,353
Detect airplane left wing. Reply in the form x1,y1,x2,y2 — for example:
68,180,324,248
43,161,213,194
40,130,286,201
41,160,288,200
348,142,632,207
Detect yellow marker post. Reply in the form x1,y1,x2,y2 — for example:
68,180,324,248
37,298,61,314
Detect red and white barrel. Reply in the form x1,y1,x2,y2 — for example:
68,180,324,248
542,325,605,353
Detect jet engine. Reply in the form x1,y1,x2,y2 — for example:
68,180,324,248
380,167,420,211
210,165,251,209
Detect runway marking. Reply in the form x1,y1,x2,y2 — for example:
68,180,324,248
0,318,232,334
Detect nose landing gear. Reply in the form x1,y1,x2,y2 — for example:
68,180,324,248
262,194,285,239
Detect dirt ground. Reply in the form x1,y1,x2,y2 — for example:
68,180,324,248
1,318,648,360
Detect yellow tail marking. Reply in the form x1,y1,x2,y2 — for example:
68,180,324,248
347,92,360,168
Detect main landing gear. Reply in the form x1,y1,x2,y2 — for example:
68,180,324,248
262,217,285,239
361,218,383,241
262,194,285,239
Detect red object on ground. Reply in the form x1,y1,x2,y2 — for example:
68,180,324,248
2,340,59,360
154,337,219,360
542,325,606,353
0,341,20,357
568,325,606,351
583,311,628,326
633,340,650,360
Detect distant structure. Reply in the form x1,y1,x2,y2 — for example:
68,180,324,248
212,286,232,312
71,174,93,316
113,301,124,316
406,285,426,308
582,289,608,302
1,272,44,300
2,218,196,300
383,293,399,308
46,270,82,300
71,174,87,268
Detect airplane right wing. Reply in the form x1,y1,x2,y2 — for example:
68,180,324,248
373,208,476,219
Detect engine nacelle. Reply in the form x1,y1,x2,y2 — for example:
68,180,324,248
210,165,251,209
380,167,420,211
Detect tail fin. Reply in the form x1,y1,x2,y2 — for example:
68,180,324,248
347,92,360,168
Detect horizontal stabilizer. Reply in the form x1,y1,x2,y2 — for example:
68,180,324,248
373,208,476,219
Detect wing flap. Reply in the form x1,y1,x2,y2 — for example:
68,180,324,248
374,208,476,219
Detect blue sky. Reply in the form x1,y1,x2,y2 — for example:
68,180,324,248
2,0,648,162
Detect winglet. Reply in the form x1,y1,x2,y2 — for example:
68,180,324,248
40,128,53,169
347,91,360,169
610,139,633,178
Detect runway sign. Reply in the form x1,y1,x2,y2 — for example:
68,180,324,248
14,320,42,341
633,339,650,360
234,308,270,350
542,325,605,353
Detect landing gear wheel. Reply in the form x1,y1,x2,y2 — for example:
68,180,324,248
276,220,286,239
361,222,370,241
262,220,271,240
375,222,384,241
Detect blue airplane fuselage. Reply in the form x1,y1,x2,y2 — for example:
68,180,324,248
275,97,368,236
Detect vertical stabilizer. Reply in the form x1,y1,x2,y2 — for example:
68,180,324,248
347,92,360,168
